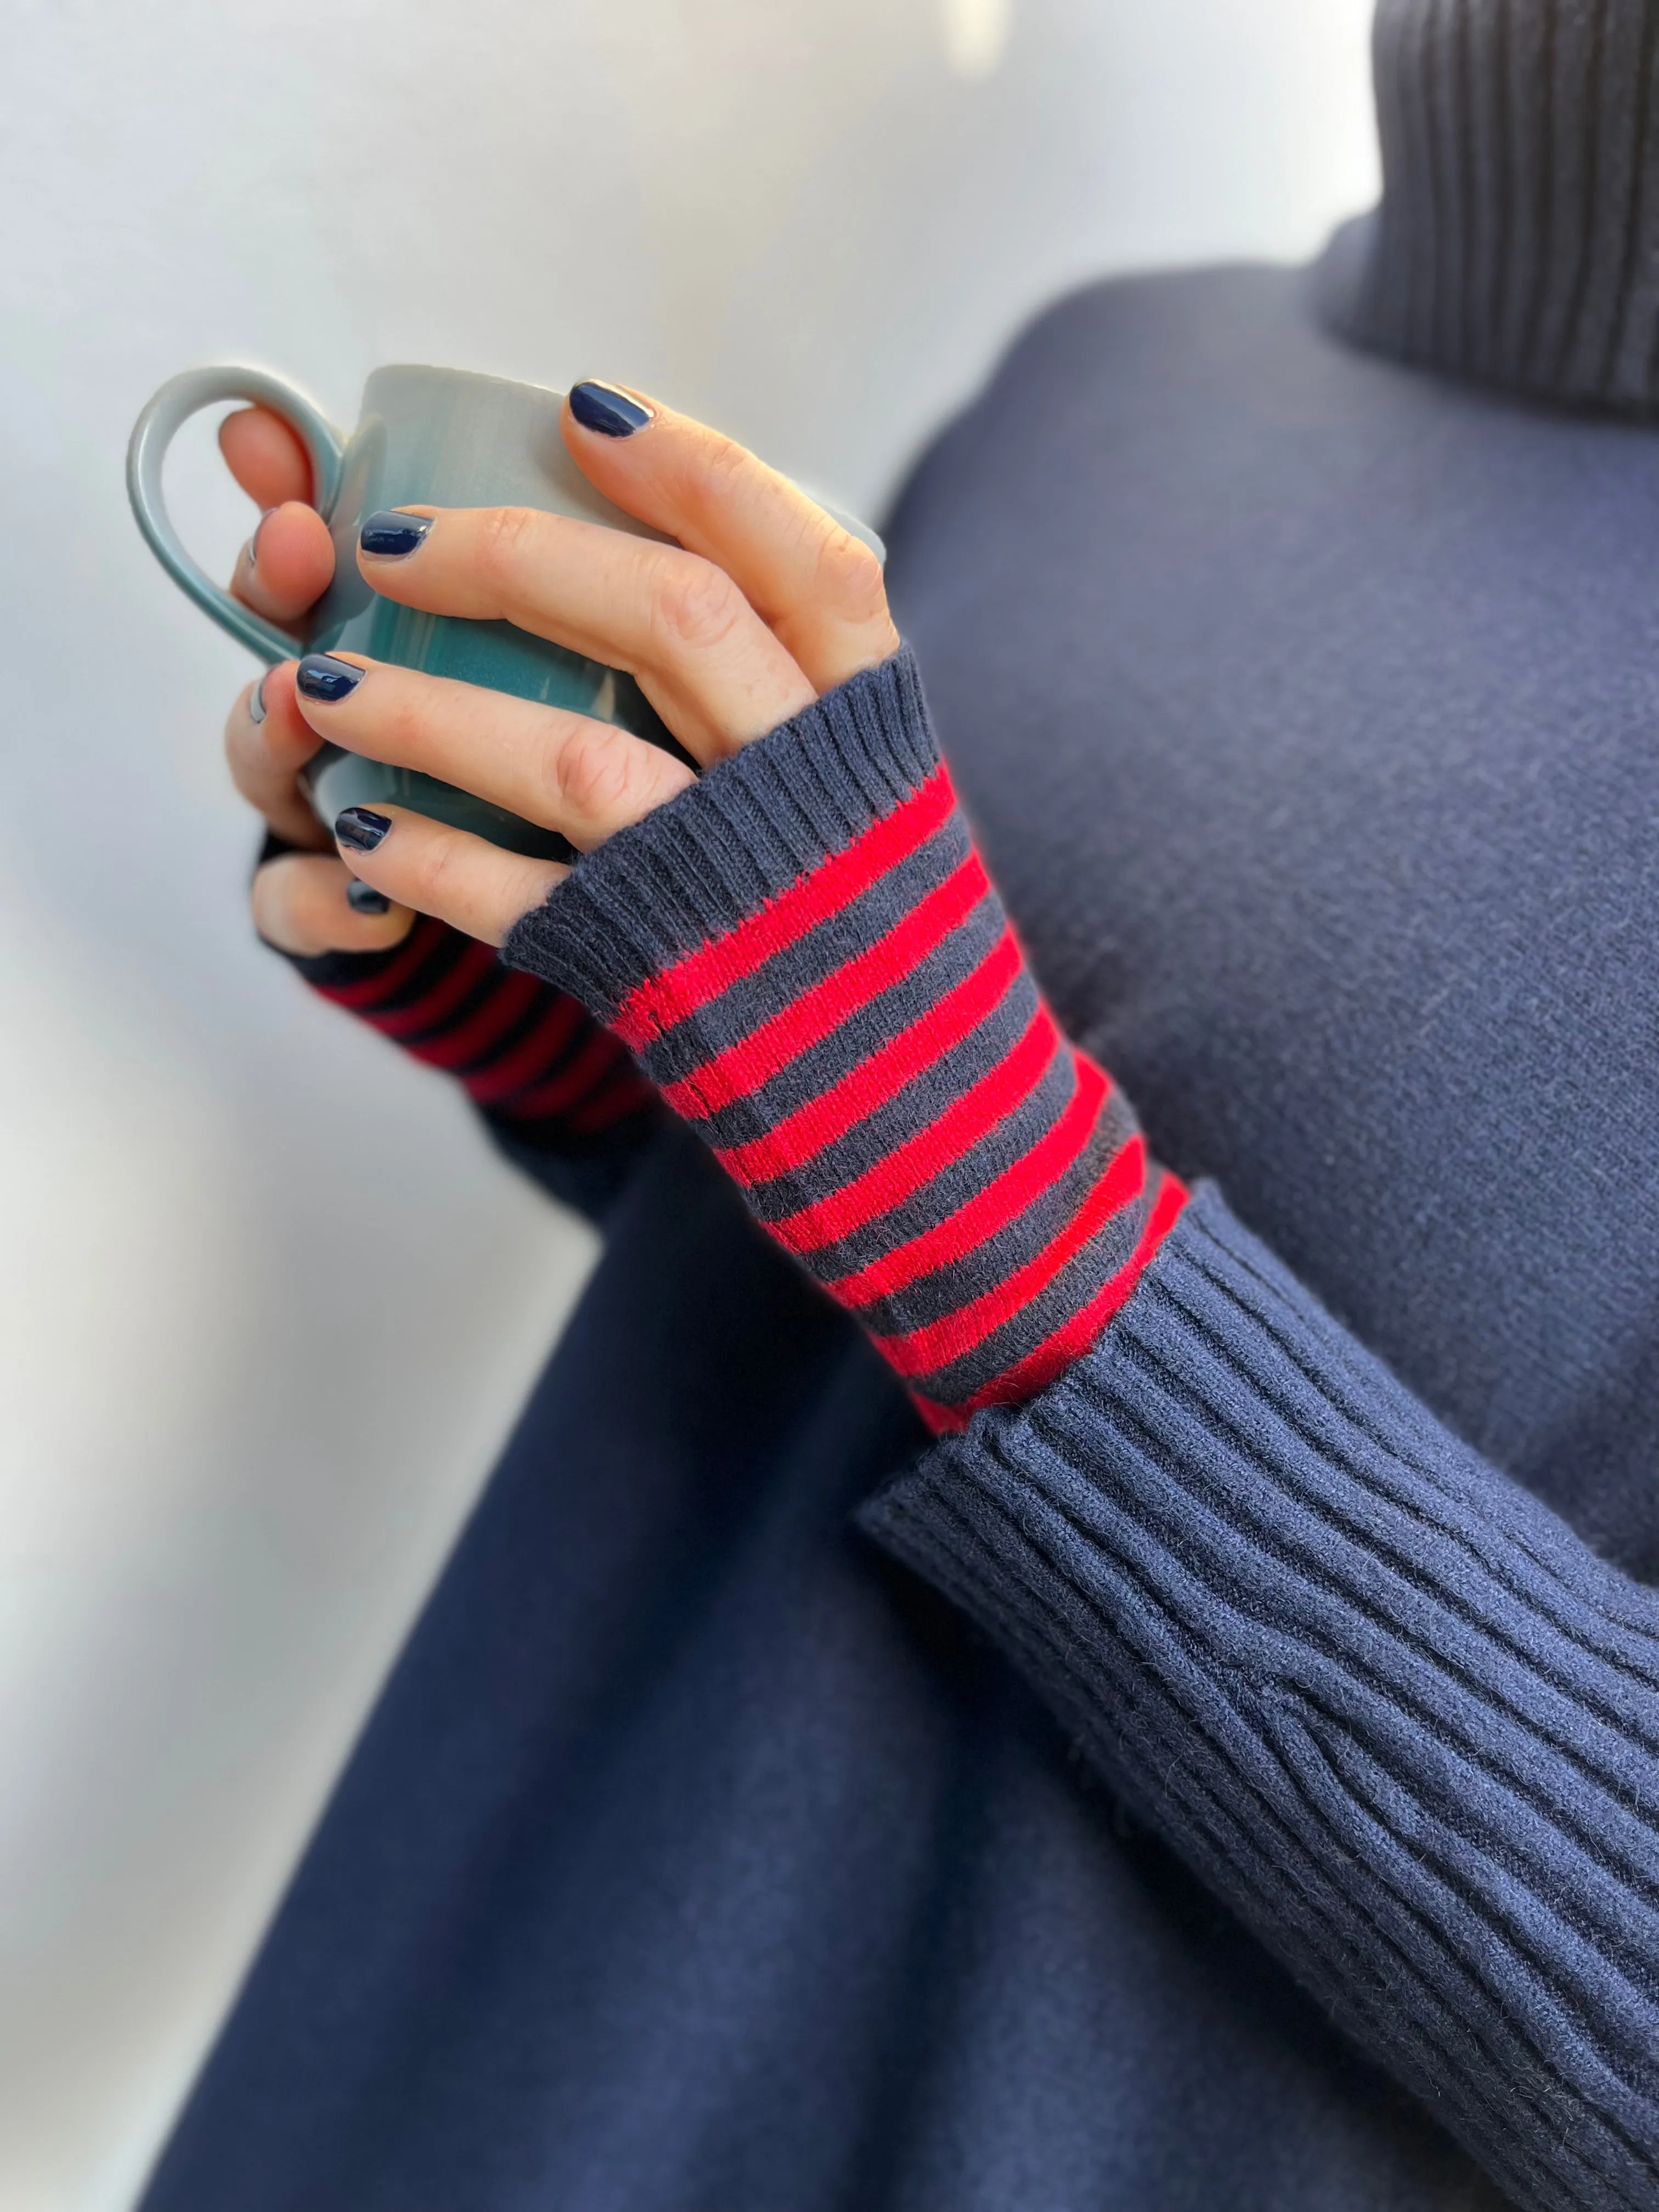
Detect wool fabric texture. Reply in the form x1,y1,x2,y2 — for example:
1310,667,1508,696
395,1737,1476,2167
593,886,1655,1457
1323,0,1659,412
504,649,1184,1425
286,915,659,1158
145,14,1659,2206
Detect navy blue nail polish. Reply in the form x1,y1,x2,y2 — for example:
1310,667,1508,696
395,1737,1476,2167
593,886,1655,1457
359,510,432,559
247,673,268,725
569,380,653,437
297,652,366,703
346,879,391,914
336,806,392,851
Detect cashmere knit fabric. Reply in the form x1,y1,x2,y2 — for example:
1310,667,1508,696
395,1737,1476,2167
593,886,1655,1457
505,649,1184,1426
155,24,1659,2194
154,261,1659,2212
865,1184,1659,2212
287,916,659,1156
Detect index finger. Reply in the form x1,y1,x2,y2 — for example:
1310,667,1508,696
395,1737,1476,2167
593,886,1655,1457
560,385,898,694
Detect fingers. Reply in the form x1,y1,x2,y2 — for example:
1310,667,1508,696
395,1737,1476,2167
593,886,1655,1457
354,504,816,765
224,659,331,849
290,652,696,849
561,385,898,693
232,500,335,633
220,405,315,507
251,851,416,957
329,804,566,948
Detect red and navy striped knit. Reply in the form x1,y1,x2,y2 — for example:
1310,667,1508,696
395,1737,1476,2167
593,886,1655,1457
505,649,1186,1429
289,915,659,1152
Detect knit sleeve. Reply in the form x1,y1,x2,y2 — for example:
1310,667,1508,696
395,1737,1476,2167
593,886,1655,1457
277,911,661,1218
498,648,1659,2205
860,1181,1659,2212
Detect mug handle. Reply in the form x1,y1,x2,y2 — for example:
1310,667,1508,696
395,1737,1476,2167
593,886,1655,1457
126,365,348,664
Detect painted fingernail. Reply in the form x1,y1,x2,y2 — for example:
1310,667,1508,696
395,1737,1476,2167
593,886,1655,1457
247,673,268,725
335,806,392,852
244,507,274,571
359,510,433,560
346,879,391,914
297,652,366,703
568,380,653,438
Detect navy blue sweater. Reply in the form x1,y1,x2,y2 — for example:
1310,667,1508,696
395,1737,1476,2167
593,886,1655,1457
144,13,1659,2204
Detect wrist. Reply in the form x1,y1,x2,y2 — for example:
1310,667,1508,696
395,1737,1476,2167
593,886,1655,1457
505,648,1184,1421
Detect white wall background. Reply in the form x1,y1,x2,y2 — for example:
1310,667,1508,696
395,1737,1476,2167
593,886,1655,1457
0,2,1379,2203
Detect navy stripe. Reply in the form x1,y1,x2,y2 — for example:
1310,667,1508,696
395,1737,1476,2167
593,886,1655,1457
793,1042,1081,1278
737,962,1042,1219
503,648,1182,1414
908,1172,1165,1407
844,1093,1141,1339
683,888,1004,1153
640,811,974,1091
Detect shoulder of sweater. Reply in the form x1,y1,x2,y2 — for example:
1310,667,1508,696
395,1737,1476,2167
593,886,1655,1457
880,259,1325,546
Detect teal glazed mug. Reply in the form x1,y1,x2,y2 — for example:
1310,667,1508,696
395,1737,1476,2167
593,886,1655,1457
128,362,882,861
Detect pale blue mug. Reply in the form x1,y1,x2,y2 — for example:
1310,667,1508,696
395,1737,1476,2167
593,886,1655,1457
127,362,881,860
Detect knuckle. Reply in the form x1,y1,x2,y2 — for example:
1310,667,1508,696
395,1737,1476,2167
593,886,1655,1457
697,433,752,508
248,864,284,930
552,721,647,821
225,722,274,803
406,833,458,911
476,504,544,585
653,552,745,654
250,858,309,951
378,689,427,764
814,528,889,625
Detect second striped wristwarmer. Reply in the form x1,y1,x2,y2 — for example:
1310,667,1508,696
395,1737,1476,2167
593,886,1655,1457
505,649,1185,1429
288,915,658,1151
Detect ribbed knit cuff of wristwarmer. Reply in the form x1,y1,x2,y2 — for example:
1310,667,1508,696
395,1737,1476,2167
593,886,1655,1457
504,648,1186,1427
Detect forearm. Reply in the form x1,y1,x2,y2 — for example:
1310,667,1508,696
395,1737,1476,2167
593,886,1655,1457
498,650,1659,2208
239,384,1659,2205
281,913,661,1220
864,1183,1659,2212
506,649,1184,1426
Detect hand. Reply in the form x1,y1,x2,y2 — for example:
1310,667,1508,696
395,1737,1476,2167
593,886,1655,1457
215,405,417,956
279,383,899,944
258,381,1179,1421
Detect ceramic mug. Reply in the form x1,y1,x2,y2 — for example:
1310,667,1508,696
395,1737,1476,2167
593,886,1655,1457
127,362,882,861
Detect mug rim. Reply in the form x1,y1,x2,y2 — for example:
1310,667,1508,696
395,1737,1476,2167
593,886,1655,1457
362,362,572,407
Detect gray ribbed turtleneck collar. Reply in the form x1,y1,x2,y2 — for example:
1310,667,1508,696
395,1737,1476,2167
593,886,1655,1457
1320,0,1659,413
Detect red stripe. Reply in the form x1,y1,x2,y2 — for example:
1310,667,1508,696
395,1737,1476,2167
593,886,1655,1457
661,856,991,1118
365,938,499,1042
563,1064,659,1134
490,1027,630,1119
455,993,586,1102
826,1054,1110,1305
778,1008,1066,1256
612,768,956,1049
316,916,451,1013
949,1173,1189,1415
912,1394,967,1437
873,1135,1149,1378
774,1008,1062,1255
406,969,545,1072
715,928,1024,1186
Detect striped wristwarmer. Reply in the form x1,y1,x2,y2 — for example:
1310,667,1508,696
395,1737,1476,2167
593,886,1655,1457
291,915,659,1149
506,649,1186,1428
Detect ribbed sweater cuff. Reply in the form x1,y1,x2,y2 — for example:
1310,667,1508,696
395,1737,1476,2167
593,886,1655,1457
861,1182,1659,2212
